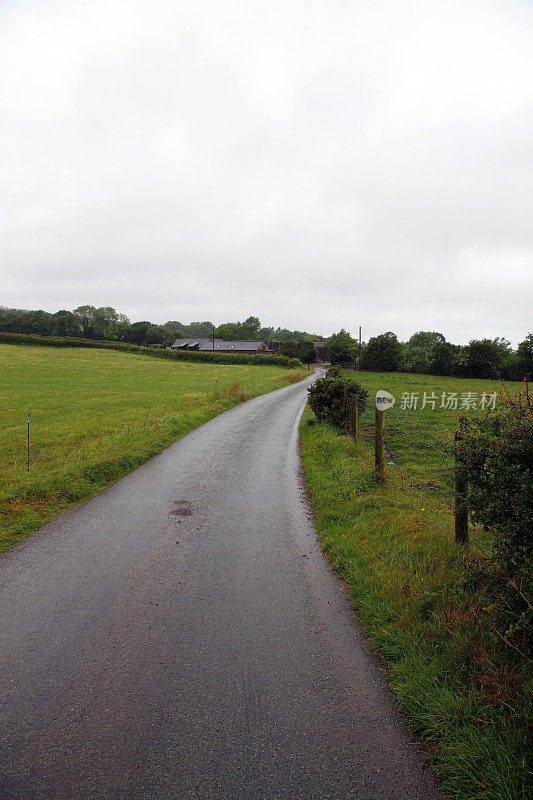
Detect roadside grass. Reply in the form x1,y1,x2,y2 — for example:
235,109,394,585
300,370,531,800
0,344,307,552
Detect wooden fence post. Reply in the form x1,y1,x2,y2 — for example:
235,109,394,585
343,387,348,431
350,395,358,442
454,432,469,545
375,407,386,480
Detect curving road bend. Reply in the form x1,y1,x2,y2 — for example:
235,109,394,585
0,371,441,800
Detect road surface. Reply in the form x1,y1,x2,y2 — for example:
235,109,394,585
0,371,441,800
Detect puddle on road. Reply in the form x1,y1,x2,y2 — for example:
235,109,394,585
170,501,193,517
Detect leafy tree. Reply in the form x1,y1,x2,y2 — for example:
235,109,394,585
280,340,300,359
144,324,167,345
408,331,445,349
72,306,127,340
429,341,462,375
360,332,402,372
258,326,275,341
457,338,515,379
402,332,447,374
123,321,152,344
240,316,261,338
165,328,185,342
298,339,317,364
24,310,53,336
73,305,98,338
215,322,242,340
402,345,431,374
214,317,262,341
326,329,357,365
517,333,533,378
186,321,215,338
51,310,83,338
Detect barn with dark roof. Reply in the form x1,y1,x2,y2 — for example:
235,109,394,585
169,339,275,355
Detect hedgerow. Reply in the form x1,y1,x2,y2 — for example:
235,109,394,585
456,383,533,657
0,332,301,368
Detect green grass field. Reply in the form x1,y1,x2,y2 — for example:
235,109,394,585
0,343,306,552
300,371,530,800
347,371,514,532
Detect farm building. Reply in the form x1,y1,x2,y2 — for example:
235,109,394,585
169,339,276,355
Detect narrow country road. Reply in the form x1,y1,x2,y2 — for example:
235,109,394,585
0,372,441,800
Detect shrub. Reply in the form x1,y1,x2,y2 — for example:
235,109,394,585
307,376,369,428
456,384,533,656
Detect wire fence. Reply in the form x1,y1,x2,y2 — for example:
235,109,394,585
337,391,465,540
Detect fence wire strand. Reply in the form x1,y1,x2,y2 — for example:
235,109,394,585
347,398,457,528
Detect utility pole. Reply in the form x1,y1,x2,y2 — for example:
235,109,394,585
358,325,362,366
212,326,215,351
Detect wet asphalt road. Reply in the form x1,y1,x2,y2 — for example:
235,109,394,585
0,371,441,800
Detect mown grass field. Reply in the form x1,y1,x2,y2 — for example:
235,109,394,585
300,370,530,800
0,343,307,552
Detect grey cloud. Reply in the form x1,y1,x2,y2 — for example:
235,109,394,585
1,0,532,346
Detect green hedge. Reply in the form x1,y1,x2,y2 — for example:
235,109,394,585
0,332,302,368
456,387,533,656
307,375,369,427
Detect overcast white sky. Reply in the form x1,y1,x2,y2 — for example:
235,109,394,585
1,0,532,344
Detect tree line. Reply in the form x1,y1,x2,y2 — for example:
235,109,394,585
327,329,533,380
0,306,322,362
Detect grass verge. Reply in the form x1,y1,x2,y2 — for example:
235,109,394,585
299,402,531,800
0,344,308,552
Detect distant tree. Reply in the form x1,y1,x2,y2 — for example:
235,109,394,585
402,345,431,374
298,339,317,364
163,321,185,331
214,322,240,340
258,326,275,341
214,317,262,341
280,339,316,362
144,324,167,345
429,341,462,376
327,329,357,365
73,305,98,338
24,310,53,336
457,338,515,379
240,316,261,339
408,331,445,349
123,321,152,344
165,328,185,343
401,332,447,374
51,310,83,338
0,310,30,333
186,321,215,338
95,307,125,340
517,333,533,378
360,332,402,372
72,306,127,340
279,340,300,359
